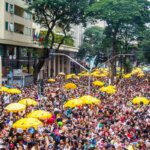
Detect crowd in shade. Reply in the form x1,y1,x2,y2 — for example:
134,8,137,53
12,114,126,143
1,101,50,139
0,68,149,150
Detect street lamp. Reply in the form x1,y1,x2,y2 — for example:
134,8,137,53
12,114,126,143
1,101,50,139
49,53,94,95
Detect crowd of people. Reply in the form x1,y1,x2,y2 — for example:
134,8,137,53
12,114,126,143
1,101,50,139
0,70,149,150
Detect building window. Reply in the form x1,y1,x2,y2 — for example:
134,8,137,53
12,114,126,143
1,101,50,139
24,27,28,35
24,27,31,36
21,48,27,57
5,21,9,30
28,28,31,36
9,23,14,32
5,3,9,12
9,4,14,14
24,11,32,20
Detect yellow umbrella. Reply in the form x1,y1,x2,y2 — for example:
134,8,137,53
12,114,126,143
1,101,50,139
91,72,101,77
137,73,144,77
59,72,65,76
78,72,90,76
48,78,56,82
66,74,76,79
13,118,43,130
18,98,38,106
7,88,21,94
100,85,116,94
123,74,132,79
64,99,83,108
131,68,143,75
80,95,100,105
132,97,149,105
0,86,8,92
99,74,107,77
93,81,105,87
64,83,77,90
27,110,52,120
5,103,26,112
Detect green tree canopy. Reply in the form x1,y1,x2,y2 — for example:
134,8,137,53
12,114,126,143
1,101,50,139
87,0,150,78
77,26,105,59
29,0,89,82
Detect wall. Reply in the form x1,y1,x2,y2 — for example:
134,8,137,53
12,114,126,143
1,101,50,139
0,0,5,39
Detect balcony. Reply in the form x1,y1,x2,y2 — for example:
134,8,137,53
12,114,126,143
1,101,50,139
14,5,24,18
14,23,24,34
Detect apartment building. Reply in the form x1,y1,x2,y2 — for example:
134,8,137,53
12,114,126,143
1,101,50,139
0,0,78,85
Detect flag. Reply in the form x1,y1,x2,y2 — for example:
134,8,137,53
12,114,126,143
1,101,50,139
33,32,37,41
38,33,44,43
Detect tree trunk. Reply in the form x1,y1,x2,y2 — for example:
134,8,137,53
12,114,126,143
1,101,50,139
33,28,51,83
111,32,117,82
33,58,45,83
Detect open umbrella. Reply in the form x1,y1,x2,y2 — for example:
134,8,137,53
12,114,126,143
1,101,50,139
27,110,52,120
18,98,38,106
123,74,132,79
5,103,26,113
100,85,116,94
80,95,100,105
64,83,77,90
7,88,21,94
0,86,8,92
48,78,56,83
59,72,65,76
64,99,83,108
132,97,149,105
93,81,105,87
13,118,43,130
66,74,77,79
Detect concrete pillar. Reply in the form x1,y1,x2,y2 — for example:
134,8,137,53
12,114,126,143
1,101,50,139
58,56,60,74
62,56,64,72
48,59,51,78
67,59,71,74
53,57,56,77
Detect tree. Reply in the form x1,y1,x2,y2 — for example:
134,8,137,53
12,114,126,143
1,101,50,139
29,0,88,82
77,26,105,59
138,28,150,64
87,0,150,80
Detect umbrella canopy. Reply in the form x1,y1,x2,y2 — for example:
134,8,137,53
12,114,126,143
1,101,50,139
99,74,107,77
64,99,83,108
131,68,144,75
137,73,145,77
64,83,77,90
59,72,65,76
132,97,149,105
91,72,101,77
93,81,105,87
48,78,56,83
27,110,52,120
7,88,21,94
18,98,38,106
13,118,43,130
78,72,90,77
100,85,116,94
0,86,8,92
123,74,132,79
80,95,100,105
66,74,76,79
5,103,26,112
